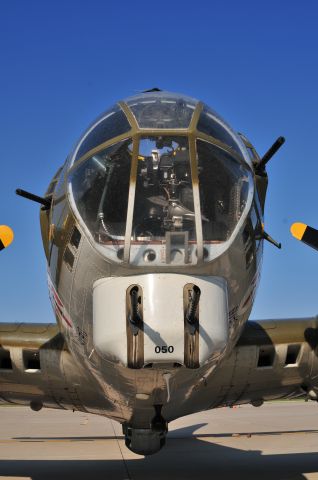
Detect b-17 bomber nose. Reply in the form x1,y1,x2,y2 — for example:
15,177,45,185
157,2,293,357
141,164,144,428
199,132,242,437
67,90,253,267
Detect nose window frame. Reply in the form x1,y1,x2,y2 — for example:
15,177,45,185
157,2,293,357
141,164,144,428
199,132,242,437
67,99,253,266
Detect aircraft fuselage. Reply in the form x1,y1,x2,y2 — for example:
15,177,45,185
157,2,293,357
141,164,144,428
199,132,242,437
40,91,265,454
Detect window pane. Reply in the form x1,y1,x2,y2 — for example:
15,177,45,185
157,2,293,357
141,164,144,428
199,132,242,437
130,136,196,265
197,107,242,155
69,139,132,258
74,105,131,162
125,92,197,129
197,140,251,242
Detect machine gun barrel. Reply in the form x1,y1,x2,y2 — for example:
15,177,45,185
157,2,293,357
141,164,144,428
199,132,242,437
186,285,201,325
129,286,142,336
256,136,285,172
16,189,52,209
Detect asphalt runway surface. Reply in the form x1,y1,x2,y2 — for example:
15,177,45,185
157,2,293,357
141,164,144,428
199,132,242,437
0,402,318,479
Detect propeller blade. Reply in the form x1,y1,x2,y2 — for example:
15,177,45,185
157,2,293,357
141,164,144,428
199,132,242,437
0,226,14,251
290,222,318,251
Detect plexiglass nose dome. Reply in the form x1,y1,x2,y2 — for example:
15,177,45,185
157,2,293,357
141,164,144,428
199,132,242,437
68,91,253,266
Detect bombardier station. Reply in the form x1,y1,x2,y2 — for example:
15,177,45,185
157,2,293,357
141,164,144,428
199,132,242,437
68,91,253,266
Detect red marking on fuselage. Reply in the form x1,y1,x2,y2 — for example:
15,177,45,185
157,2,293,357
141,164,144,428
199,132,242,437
55,302,73,328
53,289,63,308
47,274,73,329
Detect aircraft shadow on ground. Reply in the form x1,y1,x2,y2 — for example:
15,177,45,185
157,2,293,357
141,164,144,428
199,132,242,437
1,424,318,480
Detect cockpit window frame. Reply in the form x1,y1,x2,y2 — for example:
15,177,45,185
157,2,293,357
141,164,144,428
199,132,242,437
67,94,254,267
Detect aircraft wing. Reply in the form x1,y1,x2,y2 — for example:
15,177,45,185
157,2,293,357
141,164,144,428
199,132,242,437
0,323,108,413
207,317,318,408
1,320,318,419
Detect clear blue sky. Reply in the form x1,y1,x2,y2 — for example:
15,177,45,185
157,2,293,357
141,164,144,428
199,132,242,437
1,0,318,323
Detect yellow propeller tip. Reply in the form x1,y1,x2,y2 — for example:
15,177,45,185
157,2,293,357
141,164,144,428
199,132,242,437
0,225,14,249
290,222,307,241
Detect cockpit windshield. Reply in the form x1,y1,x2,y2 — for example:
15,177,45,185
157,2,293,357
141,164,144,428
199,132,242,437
68,91,253,266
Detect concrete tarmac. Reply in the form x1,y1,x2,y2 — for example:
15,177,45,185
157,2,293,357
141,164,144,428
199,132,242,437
0,402,318,479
